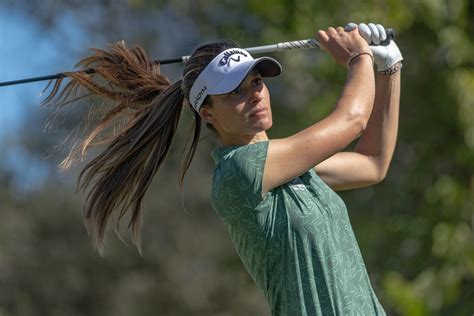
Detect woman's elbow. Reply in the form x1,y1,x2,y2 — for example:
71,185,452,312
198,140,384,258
374,171,387,184
367,157,391,185
374,164,390,184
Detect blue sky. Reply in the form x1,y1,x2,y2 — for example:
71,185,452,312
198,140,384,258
0,10,57,138
0,8,90,140
0,8,87,192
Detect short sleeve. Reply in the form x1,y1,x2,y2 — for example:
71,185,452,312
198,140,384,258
213,141,269,210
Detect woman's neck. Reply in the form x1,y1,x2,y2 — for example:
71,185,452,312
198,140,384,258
218,131,269,147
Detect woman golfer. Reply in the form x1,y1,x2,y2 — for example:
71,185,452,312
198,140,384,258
46,22,402,315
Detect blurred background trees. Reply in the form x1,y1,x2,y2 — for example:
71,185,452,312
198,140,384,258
0,0,473,315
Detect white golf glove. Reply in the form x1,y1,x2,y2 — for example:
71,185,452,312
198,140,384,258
345,22,403,72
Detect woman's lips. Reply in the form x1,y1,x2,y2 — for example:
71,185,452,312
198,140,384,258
250,108,266,117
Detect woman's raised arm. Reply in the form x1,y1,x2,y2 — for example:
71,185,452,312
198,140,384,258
262,26,376,195
315,23,403,191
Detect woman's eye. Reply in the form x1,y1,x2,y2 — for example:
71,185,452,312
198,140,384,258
253,78,262,86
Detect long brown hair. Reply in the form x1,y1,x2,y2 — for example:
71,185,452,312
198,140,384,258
43,39,238,253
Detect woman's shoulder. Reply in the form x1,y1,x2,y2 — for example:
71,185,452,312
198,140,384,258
211,141,269,208
212,140,269,166
211,140,269,180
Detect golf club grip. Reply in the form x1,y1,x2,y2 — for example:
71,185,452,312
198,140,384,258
256,27,395,53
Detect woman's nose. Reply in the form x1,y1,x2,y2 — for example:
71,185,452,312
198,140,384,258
249,87,263,104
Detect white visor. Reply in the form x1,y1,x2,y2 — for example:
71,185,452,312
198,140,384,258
189,48,282,113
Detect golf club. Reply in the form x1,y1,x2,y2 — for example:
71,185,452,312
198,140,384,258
0,28,394,87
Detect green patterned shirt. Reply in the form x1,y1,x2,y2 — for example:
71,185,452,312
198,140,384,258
210,140,386,316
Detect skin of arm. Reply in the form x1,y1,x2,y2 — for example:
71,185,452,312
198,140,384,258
314,71,401,191
262,27,376,195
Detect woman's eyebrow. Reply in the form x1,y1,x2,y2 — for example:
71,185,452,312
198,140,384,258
250,69,261,76
244,69,261,82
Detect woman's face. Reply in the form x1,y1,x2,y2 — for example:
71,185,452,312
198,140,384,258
200,69,273,143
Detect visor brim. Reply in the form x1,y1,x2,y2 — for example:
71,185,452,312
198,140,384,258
208,57,282,95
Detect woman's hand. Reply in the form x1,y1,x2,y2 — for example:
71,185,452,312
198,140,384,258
345,22,403,72
316,26,372,66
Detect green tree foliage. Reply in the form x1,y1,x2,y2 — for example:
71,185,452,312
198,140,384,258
0,0,473,315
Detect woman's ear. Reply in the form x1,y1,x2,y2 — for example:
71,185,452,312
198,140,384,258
199,104,215,125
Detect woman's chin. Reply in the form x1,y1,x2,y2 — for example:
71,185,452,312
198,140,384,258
252,118,272,132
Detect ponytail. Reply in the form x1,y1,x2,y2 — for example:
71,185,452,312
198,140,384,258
44,42,184,252
78,80,184,253
43,40,237,253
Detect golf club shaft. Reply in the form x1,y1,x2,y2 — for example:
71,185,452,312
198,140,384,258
0,29,394,87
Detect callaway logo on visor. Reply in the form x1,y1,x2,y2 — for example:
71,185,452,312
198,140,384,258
218,50,248,67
